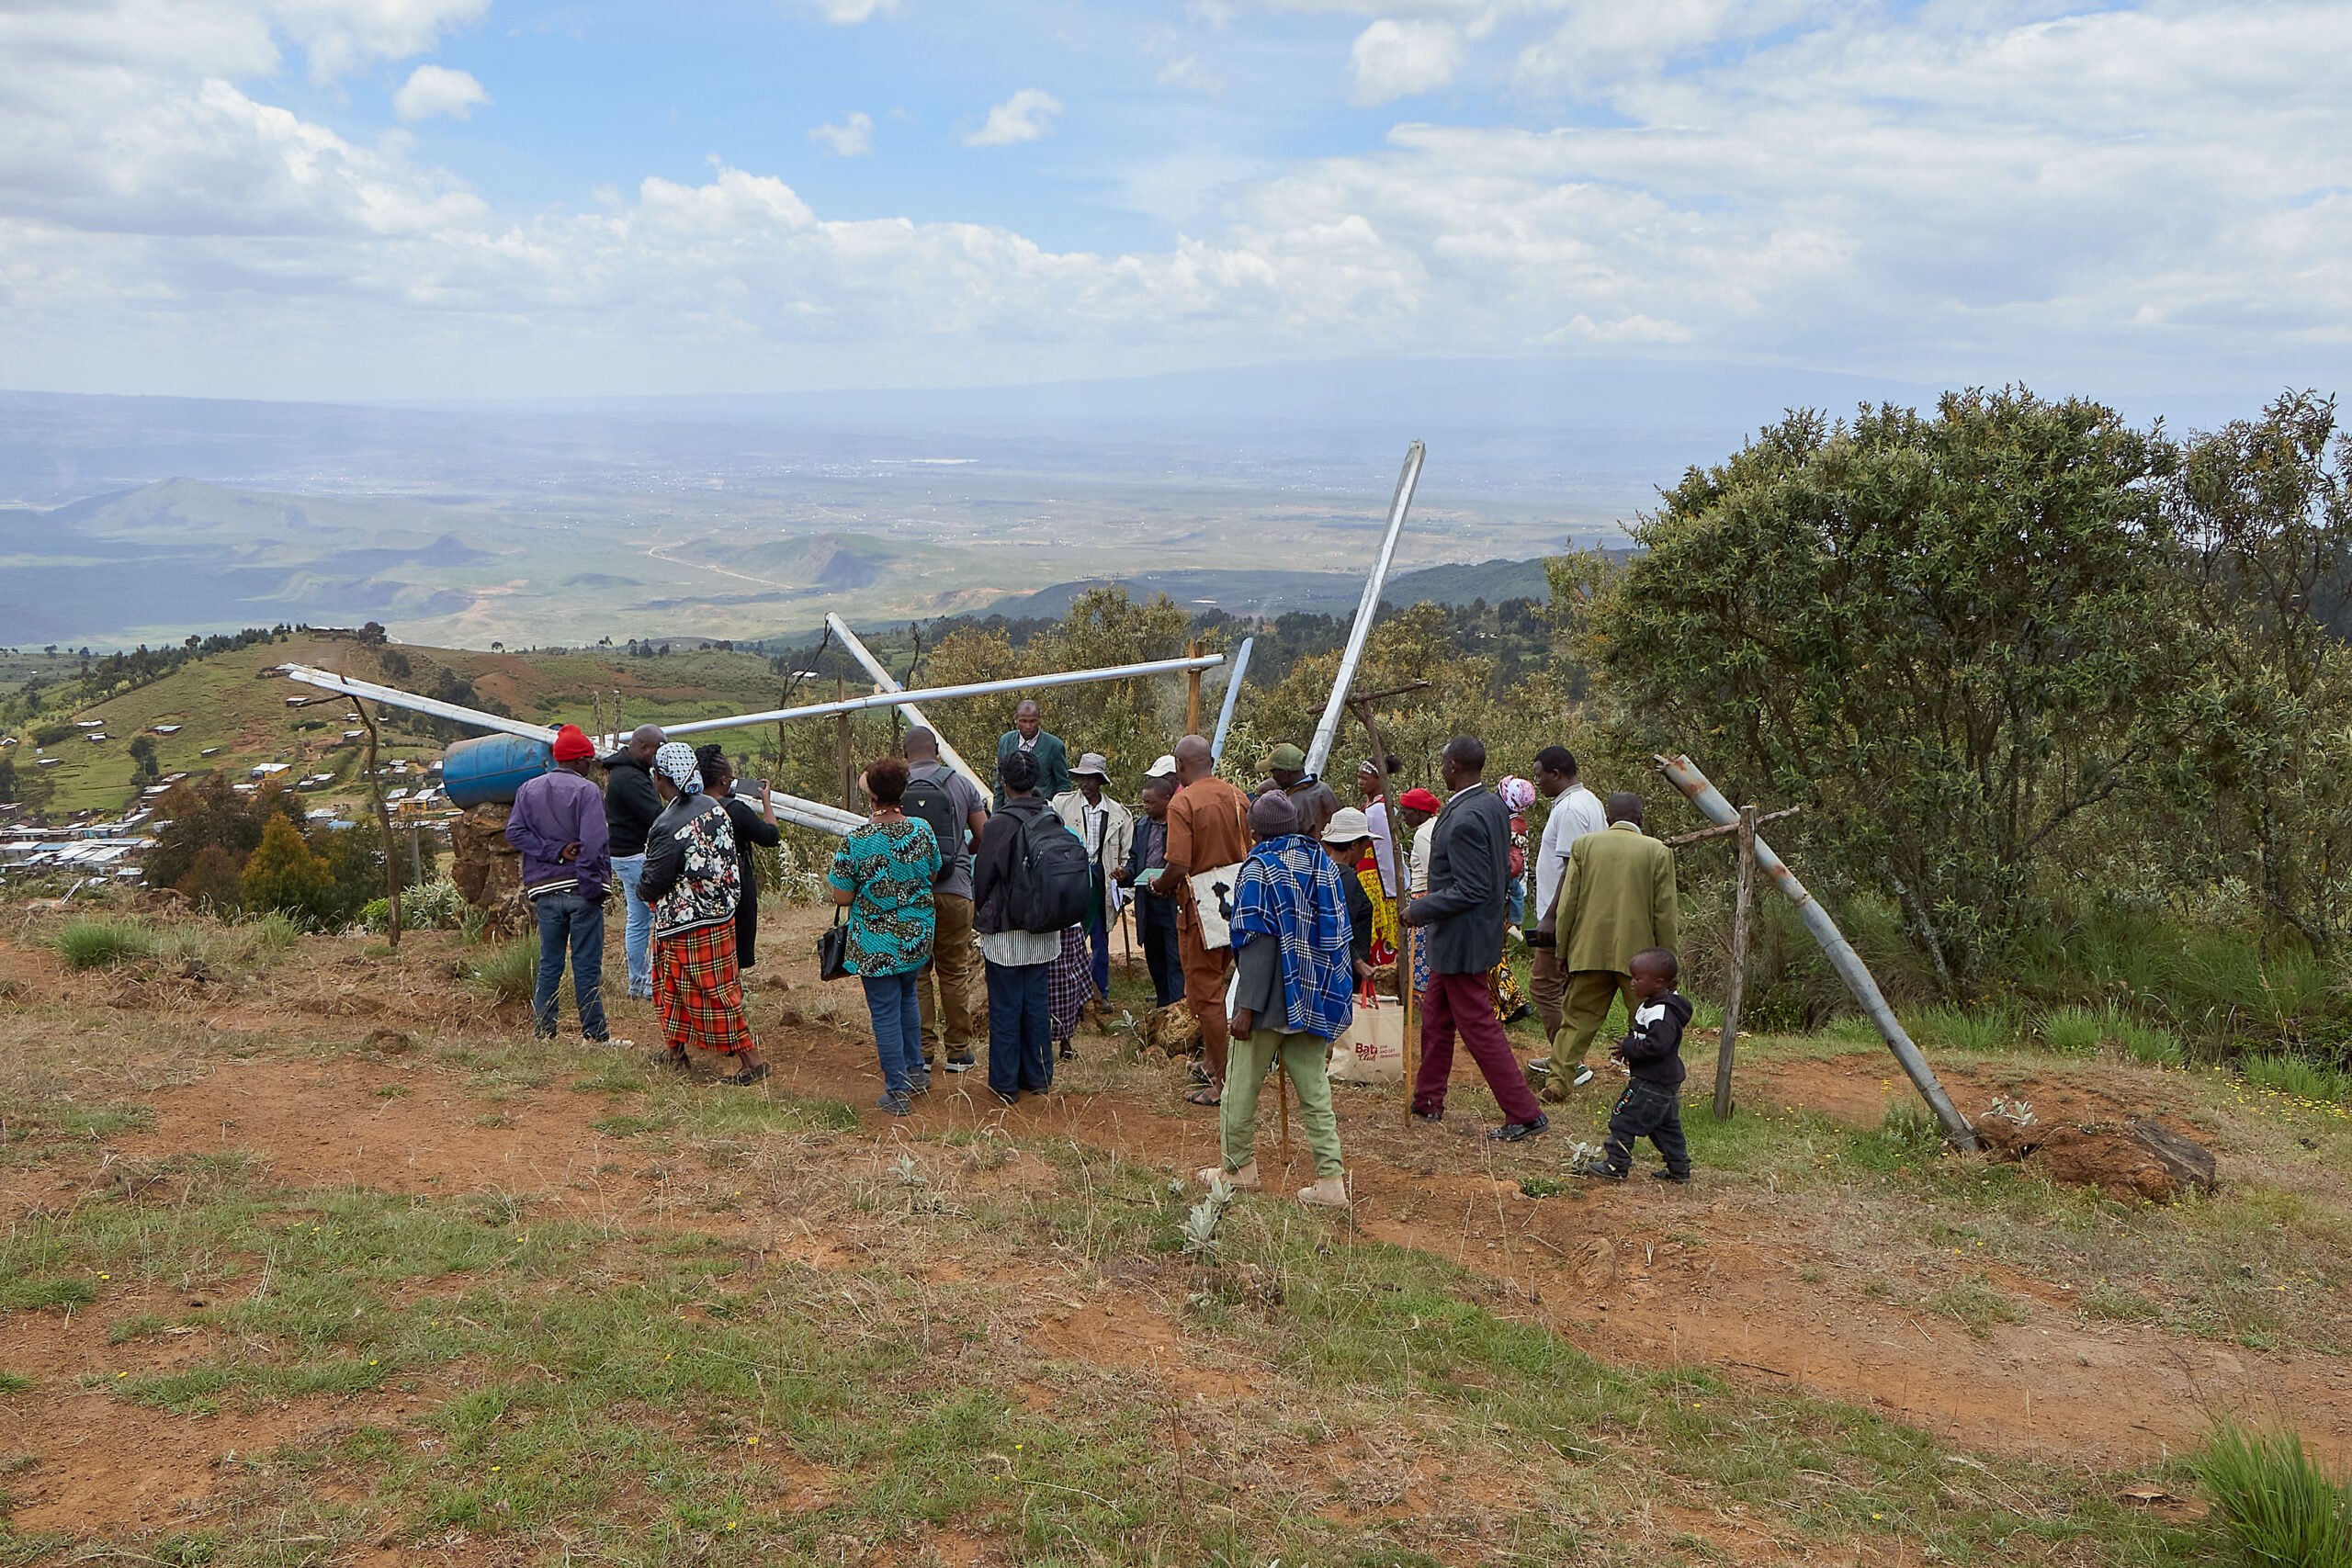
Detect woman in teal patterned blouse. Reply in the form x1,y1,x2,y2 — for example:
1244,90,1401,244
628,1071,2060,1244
827,756,943,1116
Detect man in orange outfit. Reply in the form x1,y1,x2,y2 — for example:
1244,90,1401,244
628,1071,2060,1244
1155,733,1251,1106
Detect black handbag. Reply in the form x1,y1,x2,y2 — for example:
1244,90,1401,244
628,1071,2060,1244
816,908,851,982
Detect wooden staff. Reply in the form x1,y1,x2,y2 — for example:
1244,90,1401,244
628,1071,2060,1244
354,697,401,947
1714,803,1758,1121
1185,639,1203,735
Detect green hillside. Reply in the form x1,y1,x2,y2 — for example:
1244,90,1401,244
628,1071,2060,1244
3,634,793,818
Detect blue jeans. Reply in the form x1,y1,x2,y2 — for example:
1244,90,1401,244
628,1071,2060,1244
533,890,608,1041
612,853,652,997
985,960,1054,1098
861,970,925,1098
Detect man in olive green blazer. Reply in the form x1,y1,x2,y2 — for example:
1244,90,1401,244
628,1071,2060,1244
1532,791,1679,1089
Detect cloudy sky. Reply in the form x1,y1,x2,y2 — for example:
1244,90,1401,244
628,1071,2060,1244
1,0,2345,401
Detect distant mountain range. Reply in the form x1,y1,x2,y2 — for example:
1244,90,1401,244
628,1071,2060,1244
961,557,1566,623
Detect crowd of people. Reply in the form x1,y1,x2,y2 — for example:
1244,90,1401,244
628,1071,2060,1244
508,698,1699,1204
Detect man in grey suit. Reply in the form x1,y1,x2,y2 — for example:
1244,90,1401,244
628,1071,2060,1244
1401,737,1551,1140
993,700,1072,808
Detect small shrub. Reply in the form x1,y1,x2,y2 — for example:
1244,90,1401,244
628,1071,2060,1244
2188,1424,2352,1568
2079,1286,2161,1323
0,1371,31,1395
1926,1275,2028,1339
53,920,153,969
243,910,303,952
2040,1006,2104,1056
2245,1055,2352,1106
2116,1016,2185,1066
465,941,537,1006
363,878,469,935
1916,1003,2019,1054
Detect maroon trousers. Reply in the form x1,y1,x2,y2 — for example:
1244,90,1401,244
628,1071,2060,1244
1414,969,1544,1124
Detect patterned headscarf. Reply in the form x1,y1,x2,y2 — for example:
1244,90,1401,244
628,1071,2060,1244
1497,775,1536,813
653,740,703,795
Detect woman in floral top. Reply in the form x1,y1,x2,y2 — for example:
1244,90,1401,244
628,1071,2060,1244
640,741,765,1085
827,756,943,1116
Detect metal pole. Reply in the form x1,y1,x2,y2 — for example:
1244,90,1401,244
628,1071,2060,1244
729,782,859,838
1209,637,1253,763
1713,805,1756,1122
657,654,1224,740
1305,442,1425,780
824,614,988,795
836,677,854,811
282,666,554,744
1653,753,1975,1149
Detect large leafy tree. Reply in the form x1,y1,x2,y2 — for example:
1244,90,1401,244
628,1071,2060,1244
2154,391,2352,955
1586,388,2184,986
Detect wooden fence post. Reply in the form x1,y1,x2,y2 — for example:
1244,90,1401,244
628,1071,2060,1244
355,697,401,947
1713,804,1756,1121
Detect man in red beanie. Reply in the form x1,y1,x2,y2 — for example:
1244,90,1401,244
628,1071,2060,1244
505,724,616,1043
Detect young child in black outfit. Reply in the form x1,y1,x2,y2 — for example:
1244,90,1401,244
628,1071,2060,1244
1581,947,1693,1183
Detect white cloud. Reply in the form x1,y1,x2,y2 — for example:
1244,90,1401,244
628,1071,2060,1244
0,0,2348,400
808,110,874,156
797,0,896,23
962,88,1064,148
270,0,491,83
1349,19,1464,106
392,64,488,122
1156,54,1225,95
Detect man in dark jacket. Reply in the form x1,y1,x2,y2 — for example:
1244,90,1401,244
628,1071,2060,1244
993,700,1070,808
1401,737,1549,1140
1582,948,1693,1183
603,724,664,1000
506,725,613,1043
1115,770,1184,1008
971,749,1060,1103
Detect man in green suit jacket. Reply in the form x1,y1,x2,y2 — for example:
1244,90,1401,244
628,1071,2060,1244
1532,791,1679,1089
994,700,1072,808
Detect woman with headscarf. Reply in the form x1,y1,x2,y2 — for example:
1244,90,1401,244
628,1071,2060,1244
1487,775,1536,1026
639,740,766,1085
695,745,782,972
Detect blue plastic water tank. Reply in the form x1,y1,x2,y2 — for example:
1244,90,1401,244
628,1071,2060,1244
443,733,555,808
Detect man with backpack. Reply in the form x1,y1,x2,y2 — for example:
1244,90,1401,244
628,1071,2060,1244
971,749,1092,1103
902,728,990,1073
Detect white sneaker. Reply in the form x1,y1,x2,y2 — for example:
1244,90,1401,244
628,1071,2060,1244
1571,1065,1595,1088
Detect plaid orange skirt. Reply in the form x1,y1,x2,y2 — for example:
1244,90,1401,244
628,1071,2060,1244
654,921,756,1055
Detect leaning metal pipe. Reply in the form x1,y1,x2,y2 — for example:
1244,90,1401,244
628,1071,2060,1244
1209,637,1254,763
729,782,860,838
656,654,1224,740
823,615,988,796
281,666,555,744
1653,752,1977,1151
1306,442,1425,780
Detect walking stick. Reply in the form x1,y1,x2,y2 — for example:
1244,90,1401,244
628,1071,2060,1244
1279,1061,1292,1175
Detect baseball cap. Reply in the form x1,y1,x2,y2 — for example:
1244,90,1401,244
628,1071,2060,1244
1399,787,1442,813
1145,754,1177,778
1259,741,1307,773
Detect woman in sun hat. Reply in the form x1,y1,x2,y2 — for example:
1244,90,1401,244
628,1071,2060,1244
639,740,765,1085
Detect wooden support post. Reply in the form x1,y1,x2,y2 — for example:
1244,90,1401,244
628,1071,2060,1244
1714,803,1757,1122
355,697,401,947
592,690,603,750
409,822,424,886
836,676,855,810
1185,639,1203,736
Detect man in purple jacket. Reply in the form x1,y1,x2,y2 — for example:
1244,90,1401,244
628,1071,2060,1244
505,725,615,1043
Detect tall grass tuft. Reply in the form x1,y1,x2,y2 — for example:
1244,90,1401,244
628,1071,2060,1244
1915,1002,2020,1054
2040,1005,2105,1055
2245,1055,2352,1106
464,940,539,1006
52,920,153,969
2188,1424,2352,1568
243,911,303,953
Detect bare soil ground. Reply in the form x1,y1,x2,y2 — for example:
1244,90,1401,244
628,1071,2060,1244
4,903,2347,1565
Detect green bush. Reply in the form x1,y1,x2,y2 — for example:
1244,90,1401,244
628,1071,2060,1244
465,941,538,1006
52,920,153,969
362,878,470,935
1914,1003,2021,1054
2040,1005,2106,1055
2245,1055,2352,1106
2115,1015,2185,1066
2188,1425,2352,1568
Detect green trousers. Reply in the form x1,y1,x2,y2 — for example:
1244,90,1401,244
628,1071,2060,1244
1220,1028,1344,1179
1550,970,1635,1068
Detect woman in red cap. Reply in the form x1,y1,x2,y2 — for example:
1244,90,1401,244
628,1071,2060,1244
1396,787,1442,1002
504,724,616,1044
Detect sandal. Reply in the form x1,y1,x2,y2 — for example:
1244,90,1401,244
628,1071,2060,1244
646,1049,690,1072
720,1062,771,1087
1183,1087,1221,1107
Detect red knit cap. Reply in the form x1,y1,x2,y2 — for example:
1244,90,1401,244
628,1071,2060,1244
551,724,594,762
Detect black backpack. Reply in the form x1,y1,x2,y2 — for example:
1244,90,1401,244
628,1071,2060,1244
1006,806,1093,933
902,765,964,863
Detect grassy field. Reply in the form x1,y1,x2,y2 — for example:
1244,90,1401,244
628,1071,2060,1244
2,901,2346,1565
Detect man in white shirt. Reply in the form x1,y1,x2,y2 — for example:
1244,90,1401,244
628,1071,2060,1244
1051,751,1134,1007
1525,746,1608,1046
